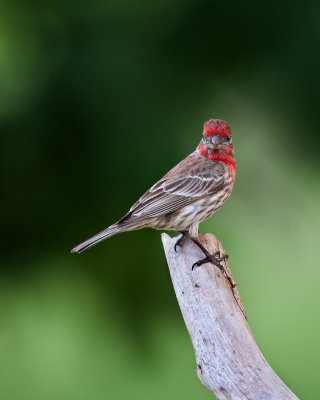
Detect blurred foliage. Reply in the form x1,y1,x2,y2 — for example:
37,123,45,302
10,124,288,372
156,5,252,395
1,0,320,399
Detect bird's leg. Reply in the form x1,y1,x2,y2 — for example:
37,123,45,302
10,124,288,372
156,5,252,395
174,230,189,252
191,238,228,270
191,238,235,288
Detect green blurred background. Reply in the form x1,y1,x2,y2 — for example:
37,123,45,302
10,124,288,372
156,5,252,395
1,0,320,399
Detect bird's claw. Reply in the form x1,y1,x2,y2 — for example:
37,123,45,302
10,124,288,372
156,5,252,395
174,239,182,252
192,250,236,288
192,250,229,272
174,231,189,252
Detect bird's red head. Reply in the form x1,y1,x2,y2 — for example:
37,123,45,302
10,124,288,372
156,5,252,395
203,119,231,138
198,118,236,173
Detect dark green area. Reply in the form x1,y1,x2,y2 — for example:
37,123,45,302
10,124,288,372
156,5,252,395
1,1,319,399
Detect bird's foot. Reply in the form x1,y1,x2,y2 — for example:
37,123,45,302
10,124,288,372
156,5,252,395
192,250,228,272
191,238,235,288
174,230,189,252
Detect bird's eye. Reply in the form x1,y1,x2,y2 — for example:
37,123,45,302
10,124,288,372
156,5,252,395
202,134,209,142
225,135,232,142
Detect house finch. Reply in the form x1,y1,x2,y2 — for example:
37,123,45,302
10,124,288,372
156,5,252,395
71,119,236,271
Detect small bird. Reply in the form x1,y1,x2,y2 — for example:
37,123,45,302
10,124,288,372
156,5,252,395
71,119,236,270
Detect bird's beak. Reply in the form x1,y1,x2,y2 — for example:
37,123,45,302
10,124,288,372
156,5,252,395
206,136,223,151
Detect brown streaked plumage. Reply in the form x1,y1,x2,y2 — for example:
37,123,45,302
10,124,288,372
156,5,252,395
71,119,236,254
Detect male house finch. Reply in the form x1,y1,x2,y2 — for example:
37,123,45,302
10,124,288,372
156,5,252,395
71,119,236,270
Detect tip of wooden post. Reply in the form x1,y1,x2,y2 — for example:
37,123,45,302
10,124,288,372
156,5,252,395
160,230,297,399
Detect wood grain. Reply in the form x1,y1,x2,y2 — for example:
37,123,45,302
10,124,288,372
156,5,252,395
161,232,298,400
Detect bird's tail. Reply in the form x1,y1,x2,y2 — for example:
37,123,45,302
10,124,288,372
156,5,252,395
71,224,124,254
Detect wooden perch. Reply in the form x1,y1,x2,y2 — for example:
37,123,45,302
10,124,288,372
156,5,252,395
161,232,298,400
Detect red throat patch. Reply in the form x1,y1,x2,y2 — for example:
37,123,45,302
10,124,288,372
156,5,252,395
199,144,236,172
203,119,231,138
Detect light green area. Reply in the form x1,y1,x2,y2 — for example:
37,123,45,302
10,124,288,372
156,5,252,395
0,264,211,400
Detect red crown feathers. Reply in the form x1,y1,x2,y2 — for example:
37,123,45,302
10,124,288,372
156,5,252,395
203,119,231,138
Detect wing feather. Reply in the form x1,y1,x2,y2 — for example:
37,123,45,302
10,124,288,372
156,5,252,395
119,155,227,224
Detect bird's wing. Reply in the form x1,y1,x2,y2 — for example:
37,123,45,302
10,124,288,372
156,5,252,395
119,157,226,222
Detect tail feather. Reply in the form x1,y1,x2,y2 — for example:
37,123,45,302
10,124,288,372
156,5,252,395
71,224,123,254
